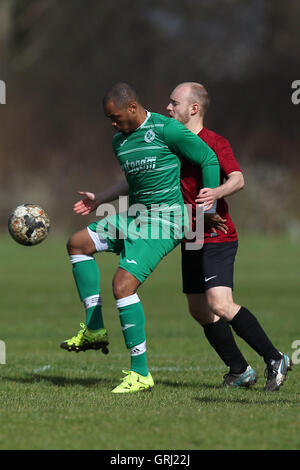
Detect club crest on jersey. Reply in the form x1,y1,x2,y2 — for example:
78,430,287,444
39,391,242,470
144,129,155,143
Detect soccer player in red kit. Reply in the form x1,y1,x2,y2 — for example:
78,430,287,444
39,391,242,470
167,82,291,391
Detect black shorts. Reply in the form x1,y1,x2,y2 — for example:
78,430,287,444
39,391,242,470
181,241,238,294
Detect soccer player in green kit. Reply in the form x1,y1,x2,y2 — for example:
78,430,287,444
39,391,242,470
61,82,220,393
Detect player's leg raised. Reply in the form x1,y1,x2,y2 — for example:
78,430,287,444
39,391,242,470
60,227,110,353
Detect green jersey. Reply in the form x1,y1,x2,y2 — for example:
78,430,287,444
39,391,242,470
89,112,220,283
112,111,220,209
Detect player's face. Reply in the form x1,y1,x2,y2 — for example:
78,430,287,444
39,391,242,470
104,100,138,134
167,87,191,125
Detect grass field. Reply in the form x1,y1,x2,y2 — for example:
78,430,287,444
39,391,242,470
0,233,299,450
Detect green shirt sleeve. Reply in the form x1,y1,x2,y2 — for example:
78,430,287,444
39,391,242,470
164,119,220,189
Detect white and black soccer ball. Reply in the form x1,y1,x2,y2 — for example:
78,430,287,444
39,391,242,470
8,204,50,246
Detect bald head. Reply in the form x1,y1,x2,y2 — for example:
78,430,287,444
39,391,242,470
174,82,210,116
167,82,209,132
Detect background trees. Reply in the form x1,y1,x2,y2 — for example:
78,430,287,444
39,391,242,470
0,0,299,233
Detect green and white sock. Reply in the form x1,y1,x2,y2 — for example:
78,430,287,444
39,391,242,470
130,341,147,376
70,255,104,330
116,293,148,377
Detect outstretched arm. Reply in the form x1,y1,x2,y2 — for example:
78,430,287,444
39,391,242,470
73,179,129,216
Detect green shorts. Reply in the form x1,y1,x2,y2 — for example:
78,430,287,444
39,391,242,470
88,211,183,284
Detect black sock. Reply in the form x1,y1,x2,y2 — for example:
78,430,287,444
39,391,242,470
229,307,282,364
203,318,248,374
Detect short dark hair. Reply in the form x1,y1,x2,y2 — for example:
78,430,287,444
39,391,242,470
103,82,140,109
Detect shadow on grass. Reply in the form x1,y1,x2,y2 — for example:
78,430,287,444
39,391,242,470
156,379,218,389
193,395,300,405
1,374,114,387
157,379,300,405
2,375,299,405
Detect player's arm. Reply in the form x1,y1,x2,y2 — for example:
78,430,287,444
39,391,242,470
196,135,243,207
196,171,244,207
73,180,129,216
95,179,129,203
201,171,244,234
164,119,220,211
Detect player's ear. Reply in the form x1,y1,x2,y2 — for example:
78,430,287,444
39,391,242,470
191,103,200,116
128,101,138,114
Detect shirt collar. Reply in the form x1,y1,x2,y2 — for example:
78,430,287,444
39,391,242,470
137,110,151,130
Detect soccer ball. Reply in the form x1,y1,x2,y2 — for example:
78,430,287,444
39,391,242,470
8,204,50,246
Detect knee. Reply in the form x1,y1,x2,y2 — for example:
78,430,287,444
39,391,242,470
113,279,135,300
67,230,95,256
188,304,215,326
66,235,75,254
207,299,231,320
112,274,138,300
189,304,201,321
113,280,124,300
186,295,215,325
67,233,81,255
113,269,140,300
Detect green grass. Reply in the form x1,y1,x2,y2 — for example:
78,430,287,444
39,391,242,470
0,233,299,450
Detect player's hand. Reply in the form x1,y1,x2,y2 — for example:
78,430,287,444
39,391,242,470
73,191,100,216
195,187,220,210
204,213,228,234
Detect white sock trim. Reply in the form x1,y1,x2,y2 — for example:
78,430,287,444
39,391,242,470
130,341,146,357
87,227,109,252
69,254,94,264
116,293,140,309
83,294,102,310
